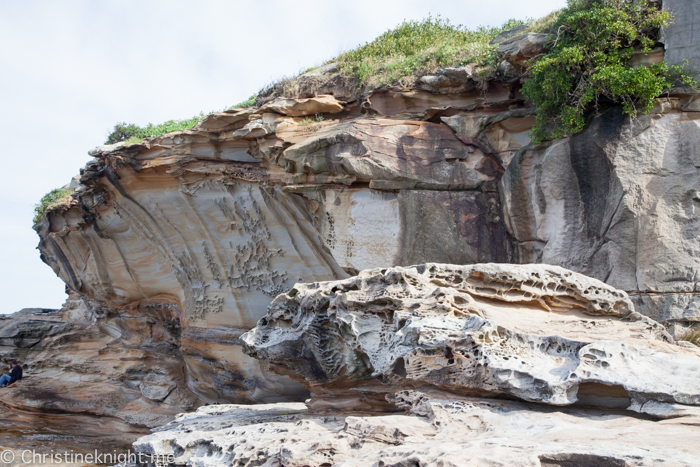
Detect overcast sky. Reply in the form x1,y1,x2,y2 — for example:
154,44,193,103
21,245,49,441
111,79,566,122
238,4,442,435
0,0,566,314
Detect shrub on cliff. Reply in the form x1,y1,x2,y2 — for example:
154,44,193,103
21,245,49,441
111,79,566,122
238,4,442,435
522,0,697,142
34,188,73,223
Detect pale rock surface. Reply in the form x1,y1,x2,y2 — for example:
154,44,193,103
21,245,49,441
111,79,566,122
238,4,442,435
129,391,700,466
243,263,700,416
663,0,700,81
279,118,502,190
489,24,528,44
36,138,345,405
441,108,534,169
260,95,345,117
501,106,700,333
417,66,480,94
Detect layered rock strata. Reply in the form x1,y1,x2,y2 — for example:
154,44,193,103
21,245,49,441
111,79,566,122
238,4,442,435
0,304,199,427
243,263,700,417
34,90,519,409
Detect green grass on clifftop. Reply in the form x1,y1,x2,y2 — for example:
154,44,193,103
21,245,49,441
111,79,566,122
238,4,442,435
105,113,206,145
103,1,698,147
106,94,259,144
229,94,258,109
336,16,526,90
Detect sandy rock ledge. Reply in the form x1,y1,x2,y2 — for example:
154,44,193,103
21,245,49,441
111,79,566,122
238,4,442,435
131,392,700,466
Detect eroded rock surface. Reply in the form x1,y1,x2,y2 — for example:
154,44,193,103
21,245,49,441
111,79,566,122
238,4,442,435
0,304,199,428
129,391,700,466
33,83,518,414
501,105,700,334
243,263,700,416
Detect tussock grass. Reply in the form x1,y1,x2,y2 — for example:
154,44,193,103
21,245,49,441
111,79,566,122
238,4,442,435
528,9,563,33
229,94,257,109
298,114,325,126
335,16,526,90
106,94,259,144
679,329,700,346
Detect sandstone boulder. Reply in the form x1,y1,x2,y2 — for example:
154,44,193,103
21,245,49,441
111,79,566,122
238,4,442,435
280,119,502,190
260,95,345,117
243,263,700,416
417,66,480,94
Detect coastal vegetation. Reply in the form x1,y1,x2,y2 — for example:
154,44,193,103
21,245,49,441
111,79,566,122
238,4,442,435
523,0,696,142
103,0,697,145
34,188,73,223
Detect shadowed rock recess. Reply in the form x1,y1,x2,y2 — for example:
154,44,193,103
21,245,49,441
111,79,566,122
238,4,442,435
6,5,700,463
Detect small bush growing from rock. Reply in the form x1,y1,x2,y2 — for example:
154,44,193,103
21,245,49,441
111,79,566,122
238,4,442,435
680,329,700,347
522,0,697,142
34,188,73,223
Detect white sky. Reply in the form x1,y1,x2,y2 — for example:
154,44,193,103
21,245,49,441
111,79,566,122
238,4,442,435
0,0,566,314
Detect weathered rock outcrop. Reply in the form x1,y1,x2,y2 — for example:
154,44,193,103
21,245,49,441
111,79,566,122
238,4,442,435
125,263,700,466
0,303,199,428
27,89,700,427
129,391,700,466
32,87,519,415
243,263,699,417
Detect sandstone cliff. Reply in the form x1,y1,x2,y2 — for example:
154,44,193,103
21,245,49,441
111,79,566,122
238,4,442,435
5,12,698,439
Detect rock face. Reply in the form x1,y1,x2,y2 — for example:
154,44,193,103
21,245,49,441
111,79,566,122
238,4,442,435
129,391,700,467
32,87,519,415
243,263,699,417
498,33,549,67
501,105,700,335
0,304,199,428
663,0,700,81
